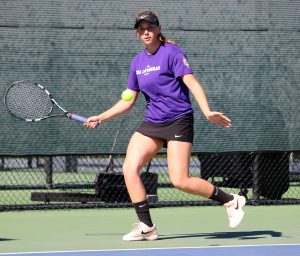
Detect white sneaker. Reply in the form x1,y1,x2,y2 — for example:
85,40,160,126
122,222,158,241
224,194,246,228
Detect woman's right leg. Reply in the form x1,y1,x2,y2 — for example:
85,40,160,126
122,132,163,241
123,132,163,203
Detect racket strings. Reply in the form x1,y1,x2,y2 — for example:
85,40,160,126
5,81,53,120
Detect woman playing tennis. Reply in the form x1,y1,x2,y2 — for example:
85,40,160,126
85,11,246,241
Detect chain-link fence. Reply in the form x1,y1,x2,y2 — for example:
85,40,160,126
1,151,299,211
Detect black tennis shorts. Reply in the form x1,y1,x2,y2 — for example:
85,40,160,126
136,114,194,147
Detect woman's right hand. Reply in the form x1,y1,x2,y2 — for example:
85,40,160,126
84,115,103,128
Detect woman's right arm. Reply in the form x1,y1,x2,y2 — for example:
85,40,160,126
84,90,138,128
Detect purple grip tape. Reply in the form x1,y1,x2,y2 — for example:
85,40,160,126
70,113,87,123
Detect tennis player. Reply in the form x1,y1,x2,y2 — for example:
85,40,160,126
85,11,246,241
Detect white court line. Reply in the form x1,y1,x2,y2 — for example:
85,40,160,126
0,244,299,255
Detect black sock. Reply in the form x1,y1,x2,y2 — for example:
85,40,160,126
133,200,153,227
209,186,234,204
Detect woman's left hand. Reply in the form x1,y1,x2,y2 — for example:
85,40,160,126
205,111,232,128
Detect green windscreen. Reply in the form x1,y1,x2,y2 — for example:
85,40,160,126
0,1,299,155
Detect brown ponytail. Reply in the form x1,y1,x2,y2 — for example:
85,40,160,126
159,33,177,45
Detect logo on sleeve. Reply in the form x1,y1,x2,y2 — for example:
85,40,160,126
182,57,190,68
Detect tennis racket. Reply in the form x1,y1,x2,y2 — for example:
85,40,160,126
4,80,87,123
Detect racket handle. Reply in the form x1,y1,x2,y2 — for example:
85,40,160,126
69,113,87,123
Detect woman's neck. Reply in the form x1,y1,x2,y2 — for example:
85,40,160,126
146,41,162,55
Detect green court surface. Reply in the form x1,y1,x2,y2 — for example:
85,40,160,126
0,205,299,253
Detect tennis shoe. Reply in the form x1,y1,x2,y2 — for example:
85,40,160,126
224,194,246,228
122,222,158,241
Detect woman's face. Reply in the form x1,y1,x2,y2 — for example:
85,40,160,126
136,21,161,46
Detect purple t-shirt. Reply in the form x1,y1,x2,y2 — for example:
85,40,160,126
127,42,194,124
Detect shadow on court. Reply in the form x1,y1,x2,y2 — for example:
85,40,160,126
0,238,17,242
158,230,282,240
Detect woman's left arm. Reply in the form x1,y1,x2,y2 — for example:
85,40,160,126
181,74,232,128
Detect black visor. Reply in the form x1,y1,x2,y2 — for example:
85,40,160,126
134,14,159,29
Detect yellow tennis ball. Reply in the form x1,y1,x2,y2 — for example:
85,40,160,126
121,89,134,101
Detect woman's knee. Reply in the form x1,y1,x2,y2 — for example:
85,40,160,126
170,176,189,191
122,160,141,178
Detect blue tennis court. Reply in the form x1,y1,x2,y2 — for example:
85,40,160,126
1,245,299,256
1,207,300,255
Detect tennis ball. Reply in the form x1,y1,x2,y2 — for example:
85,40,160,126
121,89,134,101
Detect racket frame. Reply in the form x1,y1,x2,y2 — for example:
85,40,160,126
4,81,87,123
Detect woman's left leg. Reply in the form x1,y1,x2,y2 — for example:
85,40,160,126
167,141,215,198
167,140,246,228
